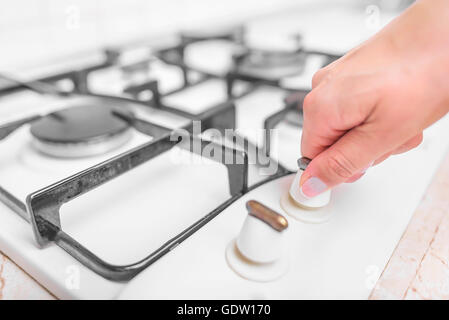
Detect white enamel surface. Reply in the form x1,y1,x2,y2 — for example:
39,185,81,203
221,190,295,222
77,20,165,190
280,187,333,224
161,81,300,187
162,79,229,114
280,54,328,90
243,3,396,55
236,215,284,263
184,40,237,76
87,59,186,96
226,239,289,283
1,88,448,301
244,31,300,52
233,86,301,175
289,169,331,209
119,122,449,299
0,92,230,298
0,91,66,122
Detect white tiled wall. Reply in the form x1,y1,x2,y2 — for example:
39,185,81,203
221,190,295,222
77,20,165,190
1,0,306,72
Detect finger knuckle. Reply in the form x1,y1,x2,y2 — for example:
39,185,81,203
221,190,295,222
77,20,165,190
312,69,326,87
303,92,316,114
326,150,358,180
303,90,327,112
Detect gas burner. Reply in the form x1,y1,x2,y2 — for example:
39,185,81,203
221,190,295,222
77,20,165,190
232,33,306,81
180,25,244,44
30,104,132,158
233,48,306,80
162,26,245,78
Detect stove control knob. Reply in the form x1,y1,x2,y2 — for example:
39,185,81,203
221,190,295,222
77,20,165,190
280,157,333,223
289,157,331,209
237,200,288,263
226,200,289,282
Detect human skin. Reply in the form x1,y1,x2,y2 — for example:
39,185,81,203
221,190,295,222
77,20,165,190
299,0,449,198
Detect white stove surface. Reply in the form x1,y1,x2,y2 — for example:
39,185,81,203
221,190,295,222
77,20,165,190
120,139,449,299
88,59,188,97
0,85,447,299
1,4,448,300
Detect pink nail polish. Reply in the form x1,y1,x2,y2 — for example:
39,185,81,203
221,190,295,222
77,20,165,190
300,177,328,198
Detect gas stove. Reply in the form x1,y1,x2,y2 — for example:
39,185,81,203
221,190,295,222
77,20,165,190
0,9,448,299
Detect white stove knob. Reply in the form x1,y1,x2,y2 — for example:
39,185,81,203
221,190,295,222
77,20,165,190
289,168,331,209
236,200,288,263
280,157,333,223
226,200,289,282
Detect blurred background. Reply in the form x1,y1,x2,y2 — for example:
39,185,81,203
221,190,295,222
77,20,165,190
1,0,414,74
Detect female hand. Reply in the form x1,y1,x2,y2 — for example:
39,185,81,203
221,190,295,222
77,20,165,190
299,0,449,198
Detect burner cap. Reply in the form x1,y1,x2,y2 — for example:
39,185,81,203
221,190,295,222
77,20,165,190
30,104,132,158
235,49,306,80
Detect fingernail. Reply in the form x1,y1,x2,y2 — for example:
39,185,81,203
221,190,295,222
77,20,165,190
300,177,328,198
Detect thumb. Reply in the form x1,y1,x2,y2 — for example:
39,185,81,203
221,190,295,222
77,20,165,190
299,126,384,197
